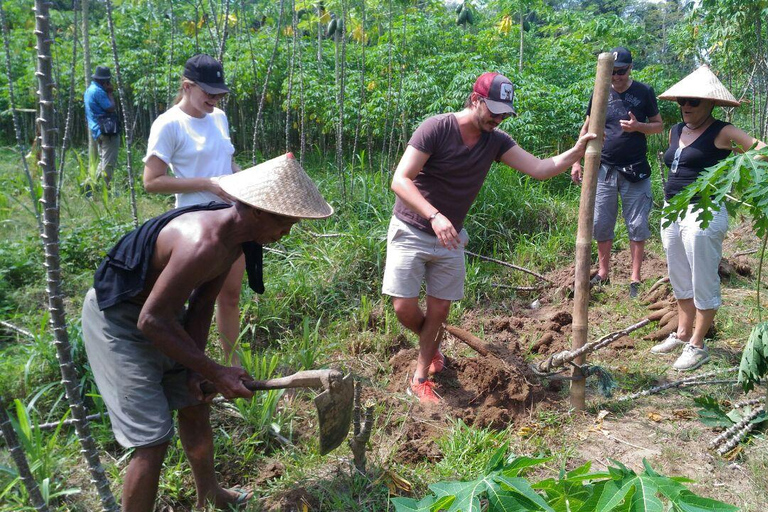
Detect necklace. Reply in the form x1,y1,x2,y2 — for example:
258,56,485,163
684,115,712,132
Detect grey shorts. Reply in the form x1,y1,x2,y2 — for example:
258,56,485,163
382,216,468,300
81,288,201,448
593,163,652,242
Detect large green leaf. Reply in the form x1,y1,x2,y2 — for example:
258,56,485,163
739,322,768,392
391,495,439,512
430,479,486,512
675,490,740,512
495,475,555,512
693,395,733,428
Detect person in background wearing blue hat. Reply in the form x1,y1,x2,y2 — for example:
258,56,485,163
383,72,595,403
143,54,245,367
84,65,119,187
571,47,663,298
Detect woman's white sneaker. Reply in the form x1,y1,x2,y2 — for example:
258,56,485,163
673,344,710,371
650,333,686,354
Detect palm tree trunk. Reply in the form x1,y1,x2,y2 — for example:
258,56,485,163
32,1,119,509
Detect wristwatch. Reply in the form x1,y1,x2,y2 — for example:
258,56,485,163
428,211,440,221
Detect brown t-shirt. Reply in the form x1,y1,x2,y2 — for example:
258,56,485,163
393,113,516,235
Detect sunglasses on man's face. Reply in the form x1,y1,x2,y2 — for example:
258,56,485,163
612,67,630,76
676,98,701,107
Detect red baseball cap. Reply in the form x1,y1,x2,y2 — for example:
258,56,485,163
473,72,516,116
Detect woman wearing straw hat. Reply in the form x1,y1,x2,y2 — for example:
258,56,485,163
651,66,766,371
143,54,244,366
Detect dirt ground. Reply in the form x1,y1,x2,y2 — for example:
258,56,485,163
259,227,767,511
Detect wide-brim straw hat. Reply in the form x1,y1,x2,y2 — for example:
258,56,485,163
658,65,740,107
219,153,333,219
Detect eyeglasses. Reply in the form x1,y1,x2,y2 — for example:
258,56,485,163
670,146,683,174
676,97,701,107
612,67,630,76
193,83,227,101
481,99,512,120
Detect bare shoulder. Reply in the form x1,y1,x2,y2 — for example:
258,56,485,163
154,210,234,274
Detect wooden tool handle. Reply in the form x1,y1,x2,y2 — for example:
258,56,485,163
200,369,339,395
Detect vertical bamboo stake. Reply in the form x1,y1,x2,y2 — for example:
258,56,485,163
570,52,614,411
32,1,119,508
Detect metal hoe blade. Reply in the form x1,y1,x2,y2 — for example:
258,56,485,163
314,374,353,455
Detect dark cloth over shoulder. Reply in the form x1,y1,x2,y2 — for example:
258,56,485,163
663,120,732,201
393,113,516,235
587,80,659,167
94,202,264,310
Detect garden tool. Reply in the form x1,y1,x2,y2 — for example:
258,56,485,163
202,369,353,454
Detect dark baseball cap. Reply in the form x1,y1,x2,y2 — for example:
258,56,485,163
610,47,632,67
183,54,229,95
473,72,517,116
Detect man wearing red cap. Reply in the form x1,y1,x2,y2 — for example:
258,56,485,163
383,72,595,403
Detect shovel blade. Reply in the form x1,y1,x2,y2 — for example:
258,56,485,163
314,374,353,455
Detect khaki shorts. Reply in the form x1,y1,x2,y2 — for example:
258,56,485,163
382,216,468,301
81,288,201,448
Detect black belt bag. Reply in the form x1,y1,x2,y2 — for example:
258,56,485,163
98,112,120,136
614,160,651,183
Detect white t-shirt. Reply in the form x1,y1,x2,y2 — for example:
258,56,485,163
144,105,235,207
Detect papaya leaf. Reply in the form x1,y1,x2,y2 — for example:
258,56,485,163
430,479,486,512
738,322,768,392
693,395,733,428
503,455,552,477
495,475,555,511
674,490,739,512
391,495,438,512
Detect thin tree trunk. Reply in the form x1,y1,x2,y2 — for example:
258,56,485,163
32,1,119,509
518,10,523,72
105,0,139,226
351,2,365,167
381,0,393,173
286,0,297,152
56,0,79,202
0,1,42,234
167,0,175,107
336,0,347,199
217,0,232,62
82,0,96,171
0,399,49,512
251,0,285,163
298,9,306,167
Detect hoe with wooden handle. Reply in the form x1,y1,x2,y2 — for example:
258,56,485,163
202,369,353,455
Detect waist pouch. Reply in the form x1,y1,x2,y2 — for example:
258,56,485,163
98,112,120,136
614,160,651,183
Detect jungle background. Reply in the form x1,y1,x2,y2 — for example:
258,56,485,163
1,0,768,510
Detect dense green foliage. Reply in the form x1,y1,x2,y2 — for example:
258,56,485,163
392,445,738,512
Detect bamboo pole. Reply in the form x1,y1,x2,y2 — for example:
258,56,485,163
570,52,614,411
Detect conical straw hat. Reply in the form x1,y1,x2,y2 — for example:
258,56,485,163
658,65,740,107
219,153,333,219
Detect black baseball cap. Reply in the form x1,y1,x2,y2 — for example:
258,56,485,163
183,54,229,95
610,47,632,68
473,72,517,116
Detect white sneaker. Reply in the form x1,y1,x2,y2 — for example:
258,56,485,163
673,344,710,371
650,333,686,354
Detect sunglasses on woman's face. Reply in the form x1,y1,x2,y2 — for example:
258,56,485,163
677,98,701,107
612,67,629,76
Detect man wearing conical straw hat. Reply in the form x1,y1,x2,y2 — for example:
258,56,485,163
571,47,664,299
650,66,766,371
81,153,332,511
